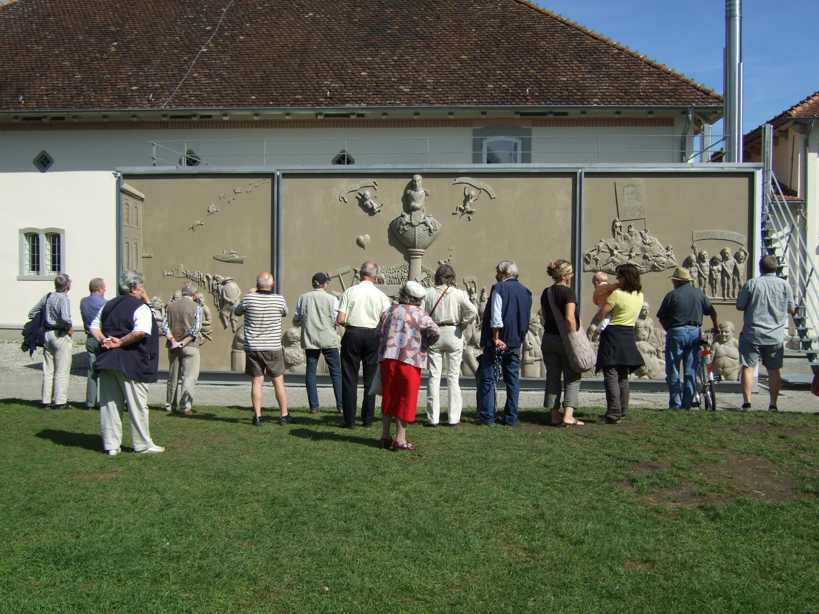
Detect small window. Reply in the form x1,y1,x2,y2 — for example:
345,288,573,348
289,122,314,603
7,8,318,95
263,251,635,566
179,148,201,167
24,232,41,275
45,232,62,273
483,137,522,164
332,149,355,165
19,228,64,280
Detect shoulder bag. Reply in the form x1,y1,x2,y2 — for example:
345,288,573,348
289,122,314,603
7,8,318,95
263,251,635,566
546,286,595,373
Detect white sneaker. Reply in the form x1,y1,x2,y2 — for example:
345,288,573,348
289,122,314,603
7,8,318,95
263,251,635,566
136,445,165,454
106,448,121,456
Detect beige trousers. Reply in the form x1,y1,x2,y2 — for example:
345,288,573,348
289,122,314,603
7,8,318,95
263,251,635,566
166,346,201,411
99,369,155,452
42,330,73,405
426,326,465,425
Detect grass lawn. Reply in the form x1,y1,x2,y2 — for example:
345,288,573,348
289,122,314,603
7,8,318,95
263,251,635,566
1,400,817,613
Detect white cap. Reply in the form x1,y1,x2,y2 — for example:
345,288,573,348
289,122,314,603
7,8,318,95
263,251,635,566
403,280,426,299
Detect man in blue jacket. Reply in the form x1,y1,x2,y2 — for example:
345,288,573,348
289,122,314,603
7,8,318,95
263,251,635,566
477,260,532,426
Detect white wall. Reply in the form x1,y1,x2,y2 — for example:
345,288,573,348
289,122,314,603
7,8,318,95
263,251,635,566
0,171,118,326
0,123,688,171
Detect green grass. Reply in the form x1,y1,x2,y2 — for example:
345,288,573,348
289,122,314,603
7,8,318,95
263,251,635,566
1,400,818,613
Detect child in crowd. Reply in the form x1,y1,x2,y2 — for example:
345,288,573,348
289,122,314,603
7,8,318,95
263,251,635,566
588,272,616,341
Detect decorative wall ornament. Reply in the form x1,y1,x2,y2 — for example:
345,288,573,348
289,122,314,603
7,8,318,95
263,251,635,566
207,203,220,215
355,234,371,249
187,179,267,232
283,326,306,371
337,181,382,215
189,220,205,232
522,318,544,378
681,231,748,301
213,249,245,264
451,177,496,221
583,218,677,274
160,264,243,333
388,174,441,281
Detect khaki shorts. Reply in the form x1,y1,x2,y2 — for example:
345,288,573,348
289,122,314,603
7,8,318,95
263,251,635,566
245,349,285,378
738,336,784,370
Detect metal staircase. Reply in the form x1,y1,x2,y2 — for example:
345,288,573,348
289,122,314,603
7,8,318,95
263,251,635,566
762,171,818,374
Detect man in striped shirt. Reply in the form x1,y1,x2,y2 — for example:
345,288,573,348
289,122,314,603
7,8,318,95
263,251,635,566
234,272,289,426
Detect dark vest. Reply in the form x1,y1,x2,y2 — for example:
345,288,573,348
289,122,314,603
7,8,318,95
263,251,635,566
480,279,532,349
95,295,159,383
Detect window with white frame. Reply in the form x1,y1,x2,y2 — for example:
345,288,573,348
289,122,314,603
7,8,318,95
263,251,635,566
19,228,65,280
483,136,523,164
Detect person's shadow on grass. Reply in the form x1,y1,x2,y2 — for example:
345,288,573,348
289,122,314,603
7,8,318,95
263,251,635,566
35,429,101,452
289,427,380,448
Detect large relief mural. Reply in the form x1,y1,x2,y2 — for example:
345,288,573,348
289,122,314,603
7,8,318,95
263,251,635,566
127,171,753,379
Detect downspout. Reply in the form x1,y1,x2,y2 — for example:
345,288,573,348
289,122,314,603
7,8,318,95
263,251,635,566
680,108,693,162
724,0,743,162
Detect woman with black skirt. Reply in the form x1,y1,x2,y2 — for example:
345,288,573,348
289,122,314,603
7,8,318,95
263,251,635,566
588,263,644,423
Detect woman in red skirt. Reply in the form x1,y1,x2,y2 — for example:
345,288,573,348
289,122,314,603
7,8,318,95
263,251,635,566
376,281,439,451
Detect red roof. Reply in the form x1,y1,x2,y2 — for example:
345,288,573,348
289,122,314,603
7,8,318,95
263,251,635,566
744,89,819,153
0,0,723,112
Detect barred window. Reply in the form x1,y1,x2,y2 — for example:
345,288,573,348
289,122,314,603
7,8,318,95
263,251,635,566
46,232,62,273
24,232,41,275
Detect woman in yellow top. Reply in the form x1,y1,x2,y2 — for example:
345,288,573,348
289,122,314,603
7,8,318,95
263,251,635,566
589,263,645,424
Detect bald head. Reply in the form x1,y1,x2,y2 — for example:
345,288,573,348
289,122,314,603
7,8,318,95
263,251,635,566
256,272,274,291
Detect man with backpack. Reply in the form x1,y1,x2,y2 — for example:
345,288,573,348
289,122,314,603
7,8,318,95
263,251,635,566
27,273,74,409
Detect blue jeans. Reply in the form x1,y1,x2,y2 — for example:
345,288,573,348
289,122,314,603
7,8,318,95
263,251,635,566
665,326,700,409
305,348,342,411
477,345,521,425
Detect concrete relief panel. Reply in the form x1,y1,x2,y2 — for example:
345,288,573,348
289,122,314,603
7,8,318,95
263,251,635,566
124,176,273,371
582,173,754,347
280,172,575,308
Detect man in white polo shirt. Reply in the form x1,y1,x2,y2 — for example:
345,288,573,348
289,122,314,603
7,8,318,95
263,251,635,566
336,261,391,428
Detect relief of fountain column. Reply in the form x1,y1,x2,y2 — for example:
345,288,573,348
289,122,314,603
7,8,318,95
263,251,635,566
388,174,441,281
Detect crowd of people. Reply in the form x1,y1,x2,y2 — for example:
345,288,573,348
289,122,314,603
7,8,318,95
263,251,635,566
26,254,795,455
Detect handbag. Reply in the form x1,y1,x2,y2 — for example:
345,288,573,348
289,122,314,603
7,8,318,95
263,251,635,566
368,363,383,396
546,286,595,373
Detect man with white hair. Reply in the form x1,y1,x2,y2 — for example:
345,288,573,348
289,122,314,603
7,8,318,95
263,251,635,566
28,272,74,408
162,284,202,415
234,271,289,426
477,260,532,426
91,271,164,455
336,261,391,428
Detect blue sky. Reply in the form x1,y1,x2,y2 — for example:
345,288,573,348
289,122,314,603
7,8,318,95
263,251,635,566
535,0,818,134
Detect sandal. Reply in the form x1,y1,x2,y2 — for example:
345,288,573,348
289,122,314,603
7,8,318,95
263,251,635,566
391,440,416,451
561,419,584,427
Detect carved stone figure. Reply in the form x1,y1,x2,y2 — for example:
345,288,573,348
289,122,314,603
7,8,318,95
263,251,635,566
719,247,738,299
338,180,379,205
282,326,306,371
522,318,544,378
388,174,442,281
712,321,740,381
189,220,205,232
708,255,720,297
355,234,371,249
634,321,666,379
451,177,496,221
733,247,748,294
149,296,166,323
356,190,383,216
195,293,213,343
638,302,665,350
231,326,245,372
696,250,711,292
584,218,677,274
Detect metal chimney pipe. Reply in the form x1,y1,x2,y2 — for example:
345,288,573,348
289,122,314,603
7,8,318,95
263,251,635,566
724,0,743,162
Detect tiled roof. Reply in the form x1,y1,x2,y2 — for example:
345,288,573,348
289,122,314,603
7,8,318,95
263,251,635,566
744,89,819,152
0,0,723,112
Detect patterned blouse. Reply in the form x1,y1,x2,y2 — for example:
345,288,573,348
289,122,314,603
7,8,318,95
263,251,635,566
377,303,440,369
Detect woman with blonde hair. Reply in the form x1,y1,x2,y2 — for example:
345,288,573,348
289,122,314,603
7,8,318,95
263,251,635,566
540,259,583,426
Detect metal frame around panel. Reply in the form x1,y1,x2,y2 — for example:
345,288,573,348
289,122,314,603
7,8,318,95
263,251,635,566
116,163,762,302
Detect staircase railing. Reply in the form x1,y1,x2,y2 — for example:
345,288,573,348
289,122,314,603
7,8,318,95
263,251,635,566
764,171,818,365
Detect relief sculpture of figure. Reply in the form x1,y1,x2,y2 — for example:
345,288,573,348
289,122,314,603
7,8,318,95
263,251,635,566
711,321,740,381
634,320,666,379
395,174,440,235
356,190,383,216
708,255,720,298
733,247,748,295
719,247,738,299
696,250,710,292
521,318,544,378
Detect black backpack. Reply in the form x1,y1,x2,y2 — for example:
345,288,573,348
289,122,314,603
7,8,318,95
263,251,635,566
21,293,51,356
